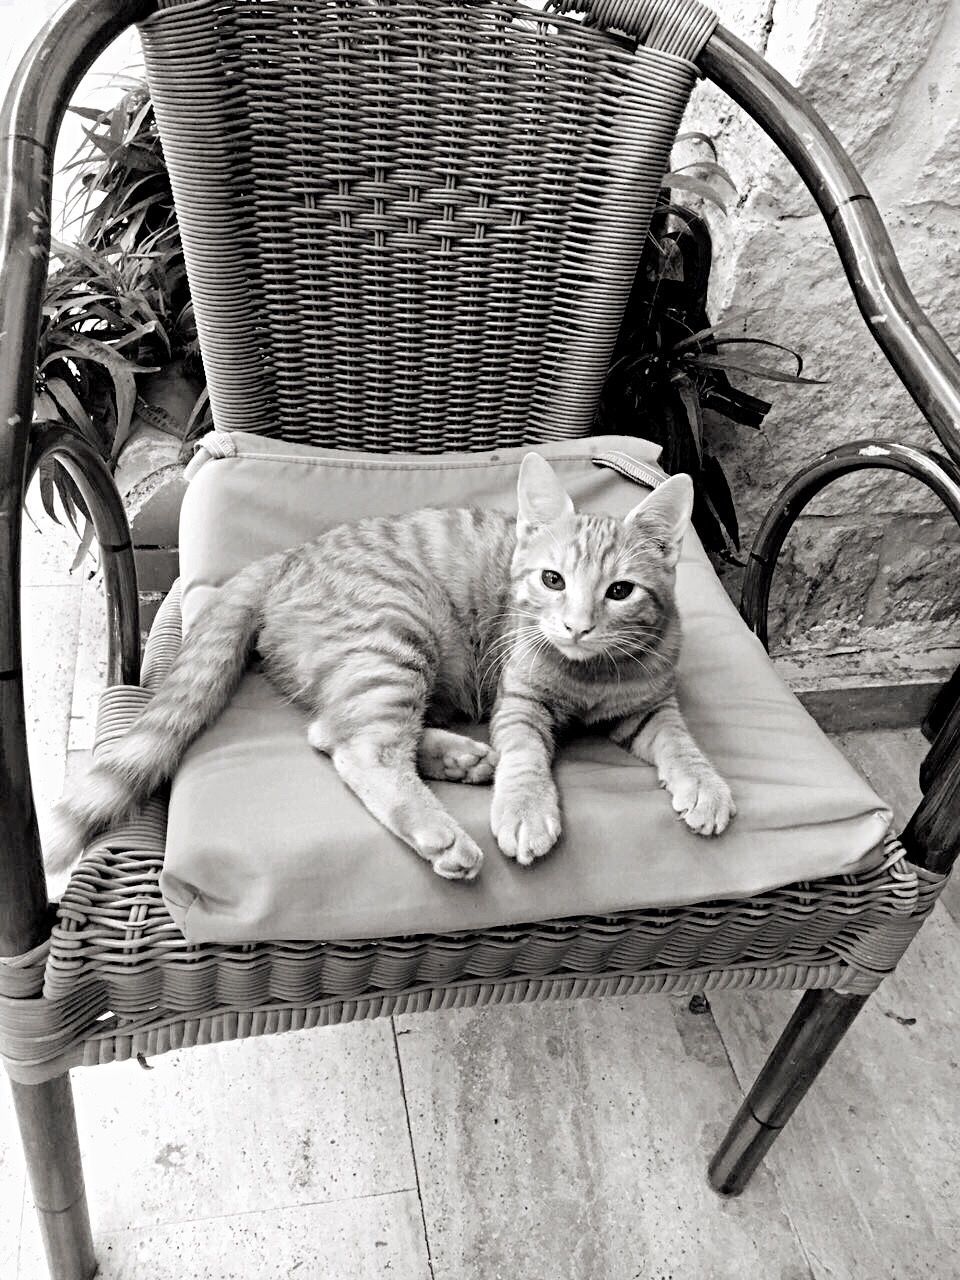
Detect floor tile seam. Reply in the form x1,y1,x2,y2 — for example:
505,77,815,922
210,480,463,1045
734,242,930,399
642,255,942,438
75,1184,423,1238
391,1018,436,1280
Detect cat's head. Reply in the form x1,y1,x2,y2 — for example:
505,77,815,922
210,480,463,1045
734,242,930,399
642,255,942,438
512,453,693,663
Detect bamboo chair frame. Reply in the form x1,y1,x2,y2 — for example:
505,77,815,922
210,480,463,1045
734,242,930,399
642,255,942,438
1,2,959,1276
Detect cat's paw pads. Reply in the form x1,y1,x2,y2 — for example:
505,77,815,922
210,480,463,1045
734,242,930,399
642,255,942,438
670,773,736,837
413,819,484,880
418,733,498,784
491,789,561,865
432,832,484,880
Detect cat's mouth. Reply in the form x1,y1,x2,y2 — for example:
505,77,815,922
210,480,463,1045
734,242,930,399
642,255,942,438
550,637,598,663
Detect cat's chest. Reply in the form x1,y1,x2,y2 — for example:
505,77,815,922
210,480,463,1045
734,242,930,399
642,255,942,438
578,679,667,725
510,657,673,726
430,609,505,722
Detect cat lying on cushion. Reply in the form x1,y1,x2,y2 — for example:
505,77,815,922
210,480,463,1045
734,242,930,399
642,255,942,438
47,453,734,880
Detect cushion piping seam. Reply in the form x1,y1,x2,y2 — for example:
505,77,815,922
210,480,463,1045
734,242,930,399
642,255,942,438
193,449,661,474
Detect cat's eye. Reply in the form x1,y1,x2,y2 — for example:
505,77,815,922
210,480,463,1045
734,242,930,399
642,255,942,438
606,580,635,601
540,569,565,591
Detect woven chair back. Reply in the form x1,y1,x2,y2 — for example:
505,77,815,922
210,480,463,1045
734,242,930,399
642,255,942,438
140,0,716,451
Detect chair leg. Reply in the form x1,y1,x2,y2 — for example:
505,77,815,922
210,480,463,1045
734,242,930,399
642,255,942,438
708,988,869,1197
10,1074,96,1280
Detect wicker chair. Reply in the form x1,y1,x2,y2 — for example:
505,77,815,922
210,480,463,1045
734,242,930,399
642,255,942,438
2,0,960,1275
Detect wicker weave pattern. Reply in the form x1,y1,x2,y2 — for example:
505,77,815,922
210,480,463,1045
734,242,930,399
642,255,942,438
138,0,712,450
0,965,872,1084
0,857,945,1083
43,844,932,1014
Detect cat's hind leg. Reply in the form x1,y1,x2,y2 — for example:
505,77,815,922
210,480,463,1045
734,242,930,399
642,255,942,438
309,708,482,880
304,646,483,879
417,728,498,783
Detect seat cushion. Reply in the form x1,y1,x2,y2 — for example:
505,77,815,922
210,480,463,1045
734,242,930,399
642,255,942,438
158,430,891,943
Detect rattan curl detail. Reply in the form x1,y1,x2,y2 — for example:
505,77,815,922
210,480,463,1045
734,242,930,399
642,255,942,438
549,0,717,58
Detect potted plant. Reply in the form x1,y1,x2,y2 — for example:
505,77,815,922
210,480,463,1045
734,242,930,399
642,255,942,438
34,81,210,611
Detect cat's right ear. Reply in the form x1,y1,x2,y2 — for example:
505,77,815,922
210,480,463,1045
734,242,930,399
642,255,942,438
624,472,694,568
517,453,575,528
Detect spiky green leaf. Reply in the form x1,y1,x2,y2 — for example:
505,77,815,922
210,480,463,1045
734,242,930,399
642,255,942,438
661,173,728,213
671,160,737,192
683,353,826,384
674,131,718,160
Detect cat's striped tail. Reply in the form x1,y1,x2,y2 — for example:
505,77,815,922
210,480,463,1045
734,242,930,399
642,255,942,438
45,555,282,876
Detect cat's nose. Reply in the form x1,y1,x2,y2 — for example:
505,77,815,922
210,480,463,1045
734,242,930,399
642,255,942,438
562,620,595,640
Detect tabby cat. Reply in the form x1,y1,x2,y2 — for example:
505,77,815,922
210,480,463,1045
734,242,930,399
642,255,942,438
47,453,734,880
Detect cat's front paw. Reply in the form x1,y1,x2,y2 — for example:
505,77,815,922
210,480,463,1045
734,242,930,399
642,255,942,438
411,816,484,880
667,770,736,837
490,783,561,865
433,832,485,880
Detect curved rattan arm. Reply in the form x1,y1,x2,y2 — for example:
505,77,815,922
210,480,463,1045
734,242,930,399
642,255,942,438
27,425,141,686
739,442,960,648
0,423,141,959
0,0,153,957
738,443,960,877
0,0,158,477
699,27,960,470
698,31,960,875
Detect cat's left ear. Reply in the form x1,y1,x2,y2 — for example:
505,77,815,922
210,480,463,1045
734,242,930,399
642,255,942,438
624,473,694,568
517,453,575,528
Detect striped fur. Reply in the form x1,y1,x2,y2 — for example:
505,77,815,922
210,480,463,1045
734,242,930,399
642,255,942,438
47,455,734,879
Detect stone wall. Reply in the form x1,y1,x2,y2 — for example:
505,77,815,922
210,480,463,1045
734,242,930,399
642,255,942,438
681,0,960,684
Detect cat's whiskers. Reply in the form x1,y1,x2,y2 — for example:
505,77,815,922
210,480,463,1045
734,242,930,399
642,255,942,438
477,623,540,688
476,608,542,654
480,621,536,660
601,639,662,683
493,623,553,683
610,634,659,653
524,632,554,683
510,628,549,673
604,642,624,694
476,604,540,627
476,643,521,690
618,626,665,648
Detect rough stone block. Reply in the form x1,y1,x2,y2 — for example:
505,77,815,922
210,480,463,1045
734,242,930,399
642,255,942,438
768,520,884,651
763,510,960,670
868,514,960,627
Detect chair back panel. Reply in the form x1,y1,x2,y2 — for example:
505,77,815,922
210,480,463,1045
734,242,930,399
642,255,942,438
140,0,716,451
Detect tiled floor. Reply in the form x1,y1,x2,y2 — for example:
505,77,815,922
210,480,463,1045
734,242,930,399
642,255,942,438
3,494,959,1280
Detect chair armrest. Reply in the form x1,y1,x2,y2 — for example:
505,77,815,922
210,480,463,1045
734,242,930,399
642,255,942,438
27,423,141,687
0,0,153,958
739,442,960,648
738,443,960,876
699,27,960,470
0,0,158,472
698,29,960,875
0,423,141,959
